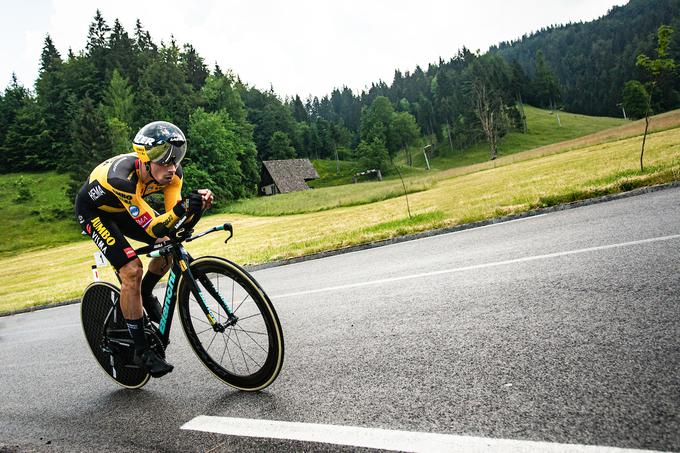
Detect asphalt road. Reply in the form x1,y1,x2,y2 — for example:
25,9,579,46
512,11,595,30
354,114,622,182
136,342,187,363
1,188,679,452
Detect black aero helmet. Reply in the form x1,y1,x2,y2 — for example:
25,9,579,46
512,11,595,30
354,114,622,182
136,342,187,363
133,121,187,165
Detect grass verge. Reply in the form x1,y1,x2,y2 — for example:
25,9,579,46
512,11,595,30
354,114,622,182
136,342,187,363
222,177,437,216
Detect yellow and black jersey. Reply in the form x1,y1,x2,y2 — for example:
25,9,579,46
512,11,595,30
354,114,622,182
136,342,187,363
78,153,184,239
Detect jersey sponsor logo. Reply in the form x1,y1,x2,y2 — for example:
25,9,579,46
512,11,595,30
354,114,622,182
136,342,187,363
90,217,116,246
88,185,105,201
112,189,133,203
135,212,153,229
123,247,136,258
86,224,92,234
174,215,187,229
129,205,140,217
91,234,109,254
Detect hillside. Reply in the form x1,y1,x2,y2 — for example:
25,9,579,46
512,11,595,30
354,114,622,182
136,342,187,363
407,106,627,170
0,173,78,256
491,0,680,116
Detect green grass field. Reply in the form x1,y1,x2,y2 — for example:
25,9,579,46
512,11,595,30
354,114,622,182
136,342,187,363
223,177,436,216
1,108,678,313
307,159,361,187
0,173,81,256
407,106,628,170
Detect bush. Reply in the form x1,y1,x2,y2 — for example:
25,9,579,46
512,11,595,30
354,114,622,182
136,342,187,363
13,176,34,204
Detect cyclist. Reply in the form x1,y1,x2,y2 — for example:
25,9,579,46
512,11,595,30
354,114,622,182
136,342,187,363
75,121,213,378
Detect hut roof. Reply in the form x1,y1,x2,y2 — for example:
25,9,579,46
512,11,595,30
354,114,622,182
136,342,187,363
261,159,319,193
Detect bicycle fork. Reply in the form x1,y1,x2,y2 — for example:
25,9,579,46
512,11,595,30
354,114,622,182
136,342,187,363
178,255,238,333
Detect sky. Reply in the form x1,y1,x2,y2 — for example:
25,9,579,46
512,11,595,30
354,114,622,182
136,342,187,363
0,0,628,100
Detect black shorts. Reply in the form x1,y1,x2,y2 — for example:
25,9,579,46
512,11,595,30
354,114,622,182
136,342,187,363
75,191,156,270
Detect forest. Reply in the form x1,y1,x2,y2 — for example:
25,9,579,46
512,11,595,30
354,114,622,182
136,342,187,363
0,0,678,206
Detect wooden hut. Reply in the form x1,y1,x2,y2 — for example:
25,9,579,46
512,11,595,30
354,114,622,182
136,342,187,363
259,159,319,195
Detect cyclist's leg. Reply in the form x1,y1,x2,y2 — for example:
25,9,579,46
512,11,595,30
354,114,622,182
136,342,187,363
139,256,172,322
77,211,145,341
118,259,144,320
118,257,172,376
111,212,171,322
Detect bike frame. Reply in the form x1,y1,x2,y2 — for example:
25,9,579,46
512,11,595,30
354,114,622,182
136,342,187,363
123,222,237,347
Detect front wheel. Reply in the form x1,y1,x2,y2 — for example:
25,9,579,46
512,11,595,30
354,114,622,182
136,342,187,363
177,256,284,391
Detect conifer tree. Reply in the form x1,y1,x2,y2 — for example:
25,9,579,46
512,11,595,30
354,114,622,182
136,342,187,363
67,96,113,199
102,69,134,126
108,19,136,83
532,50,560,109
35,34,71,169
268,131,296,159
85,10,111,103
181,44,209,91
291,95,308,122
1,75,49,171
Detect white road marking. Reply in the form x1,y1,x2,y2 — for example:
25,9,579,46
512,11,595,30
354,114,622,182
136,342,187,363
272,234,680,299
181,416,661,453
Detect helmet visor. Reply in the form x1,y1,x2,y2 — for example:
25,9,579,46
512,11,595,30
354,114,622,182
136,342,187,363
147,140,186,165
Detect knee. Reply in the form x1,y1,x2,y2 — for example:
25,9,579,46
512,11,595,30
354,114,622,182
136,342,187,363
119,259,143,286
149,256,173,274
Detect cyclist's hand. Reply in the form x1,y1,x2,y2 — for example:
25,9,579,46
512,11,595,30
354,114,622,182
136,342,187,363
186,191,204,214
197,189,214,210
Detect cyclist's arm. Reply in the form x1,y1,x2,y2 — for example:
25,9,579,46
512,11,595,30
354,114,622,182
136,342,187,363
110,179,186,239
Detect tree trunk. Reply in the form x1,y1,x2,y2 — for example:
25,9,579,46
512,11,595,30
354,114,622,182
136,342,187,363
489,111,497,160
446,120,454,153
640,113,650,171
473,80,499,161
517,96,528,133
404,146,412,166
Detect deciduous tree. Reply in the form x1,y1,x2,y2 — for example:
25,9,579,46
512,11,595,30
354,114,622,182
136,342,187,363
621,80,651,120
635,25,677,170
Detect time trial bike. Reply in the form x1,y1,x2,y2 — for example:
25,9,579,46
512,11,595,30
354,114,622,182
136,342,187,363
80,217,284,391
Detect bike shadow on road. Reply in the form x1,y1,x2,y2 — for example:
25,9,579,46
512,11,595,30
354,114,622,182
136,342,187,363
203,388,284,416
81,381,283,421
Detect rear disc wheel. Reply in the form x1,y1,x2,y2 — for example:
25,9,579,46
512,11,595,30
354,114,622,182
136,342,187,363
81,282,150,389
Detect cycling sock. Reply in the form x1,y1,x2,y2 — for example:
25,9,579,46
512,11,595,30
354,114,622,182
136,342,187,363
126,317,147,353
141,271,164,299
